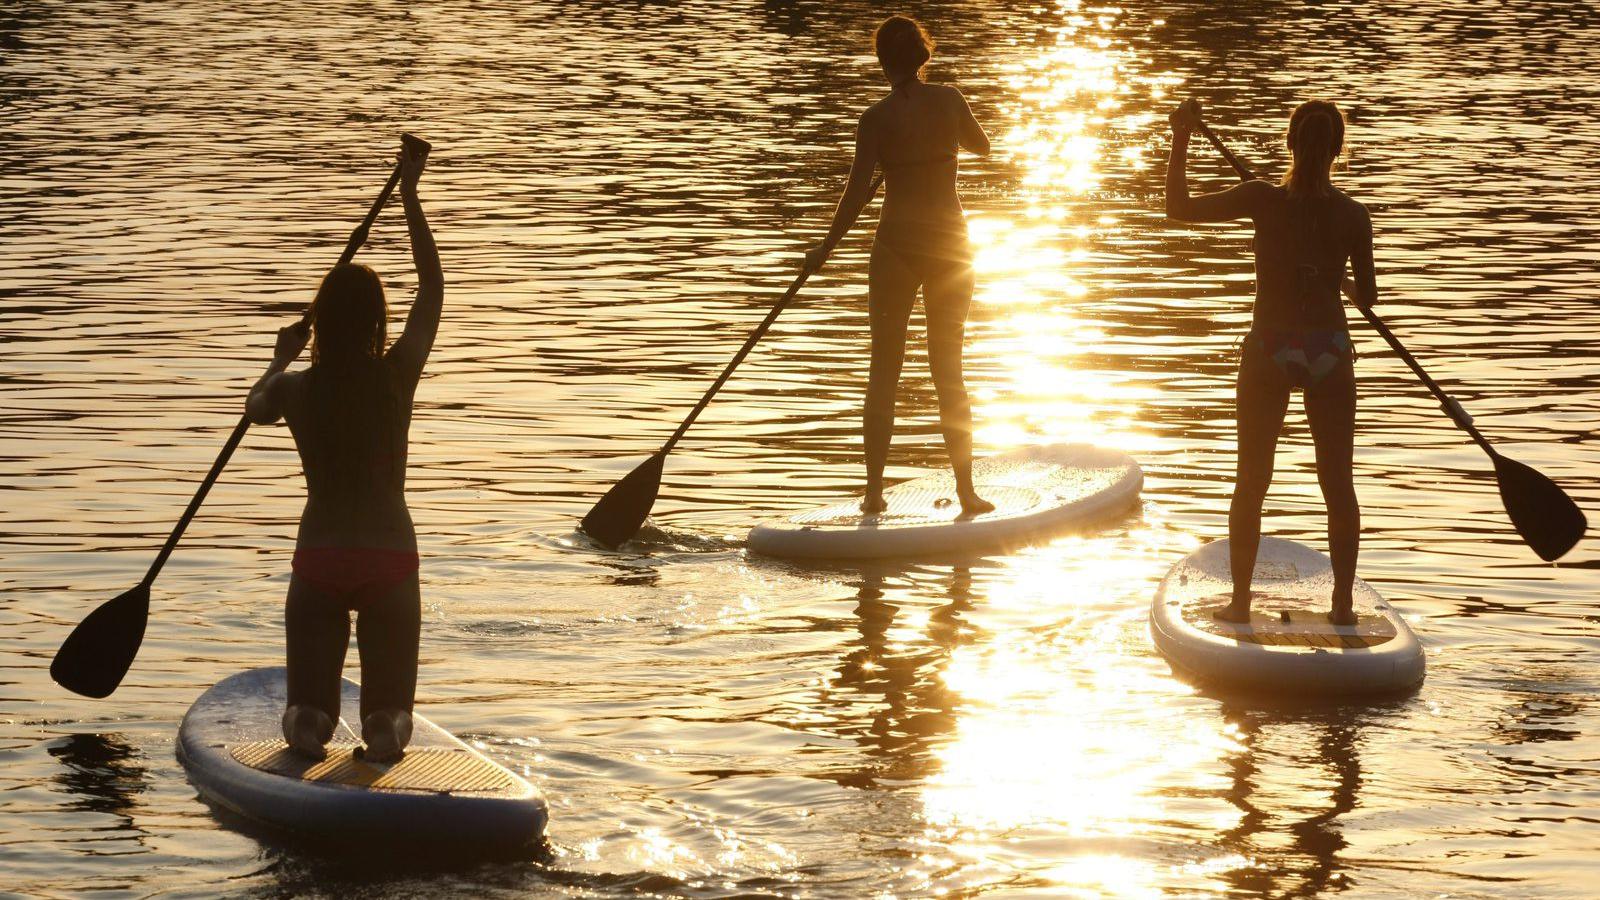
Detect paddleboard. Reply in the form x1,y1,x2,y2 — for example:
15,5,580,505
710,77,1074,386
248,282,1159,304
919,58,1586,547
1150,537,1424,696
177,667,547,853
748,443,1142,559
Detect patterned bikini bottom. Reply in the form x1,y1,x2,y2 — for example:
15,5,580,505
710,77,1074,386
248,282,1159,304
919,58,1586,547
1248,329,1353,390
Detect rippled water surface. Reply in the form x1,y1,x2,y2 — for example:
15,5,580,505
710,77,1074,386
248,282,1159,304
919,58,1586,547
4,0,1600,896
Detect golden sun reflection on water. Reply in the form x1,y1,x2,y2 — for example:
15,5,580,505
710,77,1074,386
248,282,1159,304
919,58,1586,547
909,529,1248,893
965,0,1162,455
929,7,1249,892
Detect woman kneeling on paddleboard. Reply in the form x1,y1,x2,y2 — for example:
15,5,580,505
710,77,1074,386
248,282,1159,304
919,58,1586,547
245,145,442,761
1166,99,1376,626
806,15,995,516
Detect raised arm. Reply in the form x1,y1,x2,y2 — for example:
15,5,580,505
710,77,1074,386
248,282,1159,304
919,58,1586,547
386,146,443,377
953,87,990,156
1165,101,1265,223
245,323,309,425
804,111,882,272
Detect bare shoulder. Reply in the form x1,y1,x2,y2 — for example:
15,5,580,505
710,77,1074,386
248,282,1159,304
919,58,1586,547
276,369,309,419
929,82,968,105
383,348,425,393
273,369,306,394
856,100,889,136
1244,179,1281,203
1330,188,1372,227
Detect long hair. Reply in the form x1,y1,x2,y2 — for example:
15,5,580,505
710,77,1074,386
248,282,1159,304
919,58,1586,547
1282,100,1345,199
303,263,402,496
310,263,386,365
875,15,934,85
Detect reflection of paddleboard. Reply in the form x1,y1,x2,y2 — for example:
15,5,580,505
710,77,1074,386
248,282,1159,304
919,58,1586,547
1150,537,1425,696
178,668,547,853
748,443,1142,559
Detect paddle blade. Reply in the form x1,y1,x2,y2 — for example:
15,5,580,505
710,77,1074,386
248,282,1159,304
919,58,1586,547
50,583,150,698
1493,453,1587,562
580,453,665,550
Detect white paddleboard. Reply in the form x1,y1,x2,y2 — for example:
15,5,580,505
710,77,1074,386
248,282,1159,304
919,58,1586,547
748,443,1142,559
1150,537,1424,696
177,667,547,853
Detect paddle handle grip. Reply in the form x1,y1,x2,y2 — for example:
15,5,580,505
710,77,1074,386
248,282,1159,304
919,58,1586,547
1195,119,1496,454
142,134,423,585
660,172,886,455
325,133,431,308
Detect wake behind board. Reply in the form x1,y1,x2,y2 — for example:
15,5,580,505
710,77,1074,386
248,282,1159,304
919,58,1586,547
1150,537,1424,696
748,443,1142,560
178,667,546,854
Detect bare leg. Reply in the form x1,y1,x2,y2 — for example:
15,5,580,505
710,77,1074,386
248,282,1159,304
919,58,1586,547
864,238,918,513
924,249,992,514
284,574,349,759
1219,337,1292,623
1305,360,1359,626
355,573,421,763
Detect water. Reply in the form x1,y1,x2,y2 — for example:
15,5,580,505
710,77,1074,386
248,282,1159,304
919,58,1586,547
3,0,1599,896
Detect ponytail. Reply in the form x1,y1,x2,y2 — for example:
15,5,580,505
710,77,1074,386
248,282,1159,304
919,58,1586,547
1282,100,1345,199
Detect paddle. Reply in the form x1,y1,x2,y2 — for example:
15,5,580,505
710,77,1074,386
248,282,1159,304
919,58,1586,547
1191,117,1585,561
50,133,433,699
580,174,886,549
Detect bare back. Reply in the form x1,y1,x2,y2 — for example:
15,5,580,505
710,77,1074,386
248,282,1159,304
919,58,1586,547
864,83,987,230
245,160,443,554
278,352,423,551
1168,176,1375,332
1250,185,1372,331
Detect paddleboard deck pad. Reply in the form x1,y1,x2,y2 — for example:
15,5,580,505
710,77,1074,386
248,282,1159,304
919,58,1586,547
748,443,1142,559
178,667,546,853
1150,538,1424,696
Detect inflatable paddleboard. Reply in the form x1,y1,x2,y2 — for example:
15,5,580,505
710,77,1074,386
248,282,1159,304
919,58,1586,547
178,668,547,853
748,443,1141,559
1150,537,1424,696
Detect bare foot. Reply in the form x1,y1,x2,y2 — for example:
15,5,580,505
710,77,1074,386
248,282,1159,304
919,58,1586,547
281,704,333,762
860,493,888,515
958,492,996,516
1212,598,1253,624
1327,604,1358,627
359,709,413,765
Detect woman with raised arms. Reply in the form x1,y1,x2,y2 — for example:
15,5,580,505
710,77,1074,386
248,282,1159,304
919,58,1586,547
246,143,442,762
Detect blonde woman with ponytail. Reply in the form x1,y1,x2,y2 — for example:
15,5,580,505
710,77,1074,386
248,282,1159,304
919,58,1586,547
1166,98,1377,627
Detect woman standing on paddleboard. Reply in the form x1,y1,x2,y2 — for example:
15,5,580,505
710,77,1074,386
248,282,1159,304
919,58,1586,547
806,15,995,515
1166,99,1376,626
245,143,442,761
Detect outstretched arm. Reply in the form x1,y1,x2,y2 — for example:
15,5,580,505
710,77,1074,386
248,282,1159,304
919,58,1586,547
954,88,990,156
804,111,882,272
1165,100,1263,223
386,148,443,377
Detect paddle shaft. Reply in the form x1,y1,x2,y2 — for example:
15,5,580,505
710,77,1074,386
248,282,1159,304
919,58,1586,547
1191,122,1496,456
138,140,420,586
659,173,885,455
